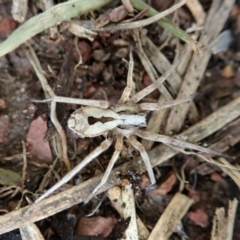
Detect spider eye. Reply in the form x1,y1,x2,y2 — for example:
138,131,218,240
68,118,76,128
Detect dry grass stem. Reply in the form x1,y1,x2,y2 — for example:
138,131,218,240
25,46,50,99
178,0,206,75
218,158,240,189
186,0,206,25
121,0,134,13
147,193,193,240
20,223,44,240
108,186,150,240
211,199,238,240
121,181,138,240
42,0,58,38
68,21,97,41
11,0,28,23
21,141,27,184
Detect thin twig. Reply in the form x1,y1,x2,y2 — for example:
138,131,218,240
186,0,206,25
121,180,138,240
11,0,28,23
21,141,28,185
108,186,149,239
147,193,193,240
25,45,50,99
42,0,58,38
211,199,238,240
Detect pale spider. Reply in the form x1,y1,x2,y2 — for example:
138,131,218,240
35,52,223,203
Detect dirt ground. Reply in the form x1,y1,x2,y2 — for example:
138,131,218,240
0,0,240,239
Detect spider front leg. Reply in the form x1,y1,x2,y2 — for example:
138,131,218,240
128,136,156,185
32,84,109,109
35,138,113,203
86,134,123,202
136,130,226,157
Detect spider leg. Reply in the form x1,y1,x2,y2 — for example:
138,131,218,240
128,136,156,185
32,85,109,109
35,138,113,203
136,130,225,157
130,59,179,103
86,135,123,202
139,95,194,111
118,50,134,104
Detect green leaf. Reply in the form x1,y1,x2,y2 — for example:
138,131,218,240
0,168,21,186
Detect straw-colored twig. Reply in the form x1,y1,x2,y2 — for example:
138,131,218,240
21,141,28,184
218,157,240,189
20,223,44,240
147,193,193,240
186,0,206,25
42,0,58,38
121,180,138,240
11,0,28,23
108,186,150,240
211,199,238,240
25,46,50,99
